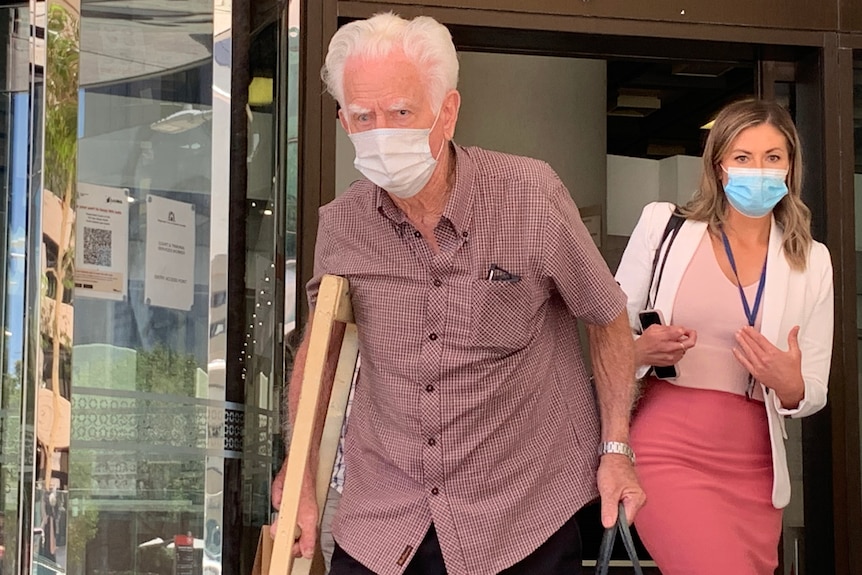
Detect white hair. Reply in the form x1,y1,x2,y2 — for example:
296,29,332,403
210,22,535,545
322,12,459,112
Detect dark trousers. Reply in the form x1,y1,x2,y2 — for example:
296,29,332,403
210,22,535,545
330,514,582,575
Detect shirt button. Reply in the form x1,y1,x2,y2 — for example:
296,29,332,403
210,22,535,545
431,487,439,496
414,231,421,238
427,437,436,447
433,279,442,287
426,384,435,393
429,333,438,341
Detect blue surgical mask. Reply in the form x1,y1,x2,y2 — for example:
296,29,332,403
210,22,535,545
721,166,788,218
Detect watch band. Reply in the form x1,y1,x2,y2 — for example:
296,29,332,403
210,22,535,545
598,441,636,464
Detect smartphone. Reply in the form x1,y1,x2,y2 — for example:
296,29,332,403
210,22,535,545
638,309,679,380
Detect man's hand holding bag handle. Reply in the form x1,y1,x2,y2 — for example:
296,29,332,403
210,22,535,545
596,502,644,575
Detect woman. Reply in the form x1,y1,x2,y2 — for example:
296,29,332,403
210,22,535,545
615,99,833,574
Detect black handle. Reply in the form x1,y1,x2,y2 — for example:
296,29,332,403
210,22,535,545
596,502,644,575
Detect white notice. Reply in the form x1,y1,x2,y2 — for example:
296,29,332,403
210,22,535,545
145,195,195,311
75,183,129,300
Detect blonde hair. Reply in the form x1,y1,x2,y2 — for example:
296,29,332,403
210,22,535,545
680,99,812,270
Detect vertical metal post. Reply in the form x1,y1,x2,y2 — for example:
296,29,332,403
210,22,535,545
224,0,249,572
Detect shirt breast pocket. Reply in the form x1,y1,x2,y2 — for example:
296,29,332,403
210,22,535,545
470,277,544,352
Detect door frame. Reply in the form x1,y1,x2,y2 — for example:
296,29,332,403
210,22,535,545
296,3,861,572
832,31,862,575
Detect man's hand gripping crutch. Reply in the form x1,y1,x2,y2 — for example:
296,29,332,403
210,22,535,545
270,275,358,575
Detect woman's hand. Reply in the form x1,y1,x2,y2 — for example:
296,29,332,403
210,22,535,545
734,326,804,409
635,325,697,367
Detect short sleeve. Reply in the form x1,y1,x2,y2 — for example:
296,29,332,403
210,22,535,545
305,206,335,312
542,180,627,325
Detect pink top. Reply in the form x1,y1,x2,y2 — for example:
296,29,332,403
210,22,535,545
671,234,765,401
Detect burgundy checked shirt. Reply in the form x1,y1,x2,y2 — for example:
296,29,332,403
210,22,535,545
307,145,627,575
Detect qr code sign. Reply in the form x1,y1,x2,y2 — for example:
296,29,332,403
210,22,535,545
83,227,112,267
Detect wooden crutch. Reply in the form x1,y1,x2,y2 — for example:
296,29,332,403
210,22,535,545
270,275,359,575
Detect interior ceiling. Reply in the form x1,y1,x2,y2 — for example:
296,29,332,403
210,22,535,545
437,24,813,163
606,59,756,159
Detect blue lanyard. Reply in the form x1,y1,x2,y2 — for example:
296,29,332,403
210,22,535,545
720,228,767,328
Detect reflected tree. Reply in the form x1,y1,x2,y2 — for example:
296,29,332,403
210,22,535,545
136,346,197,397
66,457,97,575
42,2,78,485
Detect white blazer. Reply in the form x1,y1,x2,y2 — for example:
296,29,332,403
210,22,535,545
615,202,834,509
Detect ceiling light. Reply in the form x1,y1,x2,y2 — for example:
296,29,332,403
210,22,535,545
608,93,662,118
647,143,687,156
671,62,734,78
616,95,661,109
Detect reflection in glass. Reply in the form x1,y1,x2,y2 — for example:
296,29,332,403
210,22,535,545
70,1,216,573
284,5,299,335
0,5,38,573
35,3,80,572
239,0,289,542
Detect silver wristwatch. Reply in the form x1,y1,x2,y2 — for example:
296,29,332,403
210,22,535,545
598,441,636,464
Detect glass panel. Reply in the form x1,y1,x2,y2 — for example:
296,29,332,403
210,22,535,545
240,3,282,542
34,0,79,572
23,0,46,569
284,0,300,331
69,1,216,573
274,0,301,484
0,4,38,573
278,0,301,459
285,0,300,336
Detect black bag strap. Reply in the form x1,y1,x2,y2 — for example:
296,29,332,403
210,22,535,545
596,503,644,575
644,207,685,312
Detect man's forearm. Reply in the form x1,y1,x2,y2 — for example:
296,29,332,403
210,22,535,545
587,310,637,443
284,318,346,488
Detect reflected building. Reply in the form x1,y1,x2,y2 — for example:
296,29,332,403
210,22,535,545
0,0,290,574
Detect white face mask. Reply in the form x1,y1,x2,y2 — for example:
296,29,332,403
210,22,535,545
347,109,445,199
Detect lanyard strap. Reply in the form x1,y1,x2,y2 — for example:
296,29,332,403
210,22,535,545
720,228,767,327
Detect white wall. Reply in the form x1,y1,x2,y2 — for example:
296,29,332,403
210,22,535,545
335,52,608,209
660,155,701,206
607,154,701,236
607,155,660,236
455,52,607,207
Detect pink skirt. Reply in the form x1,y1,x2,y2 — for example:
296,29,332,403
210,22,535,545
630,379,782,575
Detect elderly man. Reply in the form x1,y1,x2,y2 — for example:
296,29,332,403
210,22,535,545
272,12,645,575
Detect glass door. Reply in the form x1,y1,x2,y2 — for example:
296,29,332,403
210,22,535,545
0,4,40,574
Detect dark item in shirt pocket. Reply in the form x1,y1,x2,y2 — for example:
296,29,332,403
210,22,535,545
486,263,521,283
470,277,543,352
